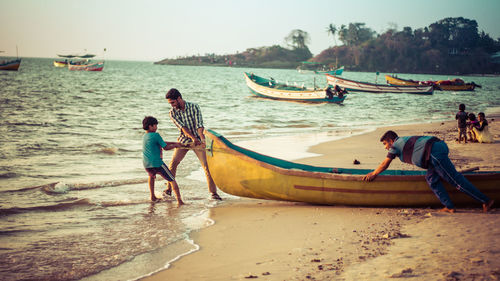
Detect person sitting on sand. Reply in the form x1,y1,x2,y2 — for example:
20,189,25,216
142,116,184,206
363,130,494,213
473,112,494,143
467,113,480,142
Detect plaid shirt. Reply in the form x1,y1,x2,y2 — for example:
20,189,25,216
169,101,204,145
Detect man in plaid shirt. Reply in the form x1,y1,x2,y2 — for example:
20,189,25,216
165,88,222,200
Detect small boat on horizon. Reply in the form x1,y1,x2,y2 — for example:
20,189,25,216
326,74,434,95
385,75,480,91
68,61,104,71
54,52,104,71
314,66,344,75
205,129,500,206
244,72,346,103
0,58,21,71
297,61,344,76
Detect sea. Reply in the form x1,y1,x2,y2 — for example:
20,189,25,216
1,58,499,281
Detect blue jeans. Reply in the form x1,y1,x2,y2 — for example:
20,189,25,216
425,141,490,209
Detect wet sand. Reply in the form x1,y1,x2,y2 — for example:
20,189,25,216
143,117,500,281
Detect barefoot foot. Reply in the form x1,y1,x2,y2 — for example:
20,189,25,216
483,200,494,213
438,207,456,213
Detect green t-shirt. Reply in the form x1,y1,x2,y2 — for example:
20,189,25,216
142,132,166,168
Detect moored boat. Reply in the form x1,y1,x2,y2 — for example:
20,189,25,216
297,61,344,76
385,75,479,91
326,74,434,94
0,58,21,71
315,66,344,75
68,61,104,71
244,72,346,103
205,129,500,206
53,60,68,67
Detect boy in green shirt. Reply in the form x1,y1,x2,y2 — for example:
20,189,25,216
142,116,184,206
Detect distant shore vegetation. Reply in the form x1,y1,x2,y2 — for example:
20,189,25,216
155,17,500,75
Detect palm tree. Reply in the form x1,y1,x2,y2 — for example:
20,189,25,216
285,29,310,49
326,23,337,46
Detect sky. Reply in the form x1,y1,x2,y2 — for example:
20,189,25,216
1,0,500,62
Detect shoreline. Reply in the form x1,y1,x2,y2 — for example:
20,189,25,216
142,117,499,281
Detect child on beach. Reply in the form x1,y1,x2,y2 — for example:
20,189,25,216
142,116,184,206
455,104,468,143
467,113,480,142
473,112,494,143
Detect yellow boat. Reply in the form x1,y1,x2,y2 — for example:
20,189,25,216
53,60,68,67
205,129,500,206
385,75,479,91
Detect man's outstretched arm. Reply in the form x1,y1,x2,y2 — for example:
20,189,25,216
363,157,393,181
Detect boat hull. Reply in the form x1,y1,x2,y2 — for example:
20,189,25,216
205,130,500,206
385,75,476,91
53,61,68,67
326,74,434,94
245,72,345,103
315,66,344,75
0,59,21,71
68,62,104,71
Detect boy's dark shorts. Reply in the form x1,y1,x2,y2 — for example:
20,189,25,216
145,164,175,182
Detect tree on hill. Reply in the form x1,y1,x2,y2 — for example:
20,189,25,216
338,23,375,46
155,29,313,69
326,23,338,46
313,17,500,74
285,29,311,49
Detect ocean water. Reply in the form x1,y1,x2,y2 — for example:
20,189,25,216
0,58,499,281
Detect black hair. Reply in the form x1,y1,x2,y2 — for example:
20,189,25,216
478,112,485,118
459,103,465,111
380,130,398,142
166,88,182,100
468,113,476,121
142,116,158,130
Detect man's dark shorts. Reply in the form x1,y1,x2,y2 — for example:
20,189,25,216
145,163,175,181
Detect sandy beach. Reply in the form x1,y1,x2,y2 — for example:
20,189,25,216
143,117,500,281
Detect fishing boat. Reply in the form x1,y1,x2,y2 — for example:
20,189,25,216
315,66,344,75
297,61,344,76
53,60,68,67
54,52,105,71
205,129,500,206
326,74,434,94
0,58,21,71
385,75,480,91
68,61,104,71
244,72,346,103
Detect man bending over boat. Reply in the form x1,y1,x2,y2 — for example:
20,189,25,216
363,130,494,213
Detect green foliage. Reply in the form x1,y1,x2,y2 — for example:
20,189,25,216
284,29,311,49
156,17,499,74
156,39,312,69
315,17,500,74
338,23,376,46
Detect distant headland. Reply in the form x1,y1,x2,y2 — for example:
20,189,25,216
155,17,500,75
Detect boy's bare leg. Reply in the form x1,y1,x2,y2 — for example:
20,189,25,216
170,180,184,206
148,176,158,201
